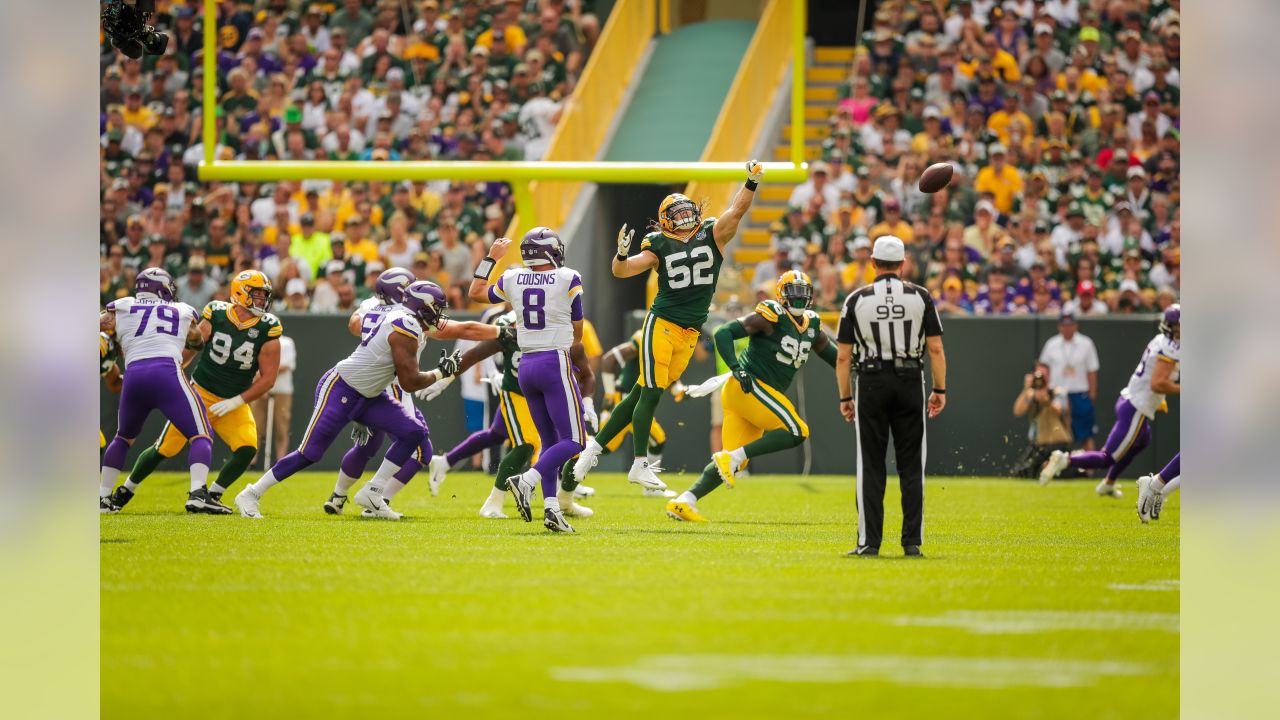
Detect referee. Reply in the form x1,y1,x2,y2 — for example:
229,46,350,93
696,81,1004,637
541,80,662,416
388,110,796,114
836,236,947,558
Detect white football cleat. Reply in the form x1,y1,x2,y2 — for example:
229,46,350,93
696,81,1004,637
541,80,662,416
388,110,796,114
1095,480,1122,499
628,460,668,491
234,488,263,519
1039,450,1070,485
643,487,677,498
354,485,402,520
427,455,449,497
479,506,509,519
572,483,595,498
1136,475,1155,523
571,441,602,484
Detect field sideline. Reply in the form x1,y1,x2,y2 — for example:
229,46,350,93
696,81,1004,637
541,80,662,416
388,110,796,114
101,472,1178,719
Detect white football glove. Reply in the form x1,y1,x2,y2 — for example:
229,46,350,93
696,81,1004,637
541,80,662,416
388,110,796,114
479,371,503,396
415,374,454,401
684,373,731,398
581,396,599,434
350,423,373,446
616,223,634,256
746,159,764,183
207,394,246,416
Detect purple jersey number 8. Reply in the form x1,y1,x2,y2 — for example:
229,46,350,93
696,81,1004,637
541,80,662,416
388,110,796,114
522,288,546,330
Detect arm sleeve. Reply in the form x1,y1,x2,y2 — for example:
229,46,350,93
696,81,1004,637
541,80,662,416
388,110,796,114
836,295,858,344
817,333,839,367
714,320,749,369
570,293,583,321
922,293,944,337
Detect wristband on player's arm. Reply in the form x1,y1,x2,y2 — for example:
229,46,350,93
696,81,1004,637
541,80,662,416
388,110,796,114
932,388,946,394
745,179,758,191
473,257,496,280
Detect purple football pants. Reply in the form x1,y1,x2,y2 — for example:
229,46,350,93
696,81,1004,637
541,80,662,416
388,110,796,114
338,386,434,484
1069,397,1153,481
102,357,211,471
444,406,507,466
517,349,585,498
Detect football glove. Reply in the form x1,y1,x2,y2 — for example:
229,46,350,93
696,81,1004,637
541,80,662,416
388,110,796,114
479,372,503,396
207,395,245,416
415,374,453,401
436,349,463,378
582,397,599,434
731,366,754,394
684,373,731,398
497,323,517,345
350,424,372,446
616,223,634,257
746,159,764,183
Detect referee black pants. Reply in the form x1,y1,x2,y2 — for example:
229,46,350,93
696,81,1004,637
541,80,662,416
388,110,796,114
854,370,926,549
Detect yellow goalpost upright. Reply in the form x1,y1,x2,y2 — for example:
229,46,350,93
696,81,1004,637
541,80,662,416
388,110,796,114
196,0,810,246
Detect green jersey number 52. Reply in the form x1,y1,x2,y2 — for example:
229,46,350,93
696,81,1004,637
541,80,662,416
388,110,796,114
664,246,715,289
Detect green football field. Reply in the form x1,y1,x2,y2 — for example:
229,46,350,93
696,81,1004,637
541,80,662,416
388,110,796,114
100,472,1178,719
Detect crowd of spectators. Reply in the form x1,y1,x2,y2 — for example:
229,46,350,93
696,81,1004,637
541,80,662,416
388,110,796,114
101,0,599,312
763,0,1180,316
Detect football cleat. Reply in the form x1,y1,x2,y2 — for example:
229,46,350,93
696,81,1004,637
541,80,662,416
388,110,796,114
713,451,738,489
427,455,449,497
1095,480,1122,499
479,506,509,519
643,488,677,498
234,488,263,519
100,497,119,515
1136,475,1156,523
507,474,534,522
628,460,668,491
354,485,402,520
1039,450,1070,485
558,491,593,518
186,488,233,515
208,489,224,504
845,545,879,557
109,485,135,510
323,493,347,515
571,442,602,484
543,508,575,533
361,498,395,519
903,545,924,558
665,500,707,523
572,483,595,498
1152,488,1167,521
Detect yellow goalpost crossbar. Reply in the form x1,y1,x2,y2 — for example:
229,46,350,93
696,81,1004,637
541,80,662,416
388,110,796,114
196,0,809,235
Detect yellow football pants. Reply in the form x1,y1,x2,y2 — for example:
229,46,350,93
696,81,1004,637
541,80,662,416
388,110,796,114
720,378,809,468
638,314,700,389
499,389,542,463
155,384,258,456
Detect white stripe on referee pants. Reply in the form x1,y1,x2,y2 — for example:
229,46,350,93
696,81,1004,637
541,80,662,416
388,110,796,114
854,375,865,547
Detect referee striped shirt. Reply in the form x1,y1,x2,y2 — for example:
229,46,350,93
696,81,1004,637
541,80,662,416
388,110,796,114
837,274,944,361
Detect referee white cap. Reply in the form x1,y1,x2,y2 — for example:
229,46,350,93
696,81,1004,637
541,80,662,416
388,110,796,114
872,235,906,262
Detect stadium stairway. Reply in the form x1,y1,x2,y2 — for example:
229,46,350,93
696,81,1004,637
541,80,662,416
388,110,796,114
726,46,854,296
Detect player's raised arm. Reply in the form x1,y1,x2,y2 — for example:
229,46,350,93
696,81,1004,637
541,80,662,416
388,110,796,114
468,237,512,303
611,223,657,278
712,160,763,249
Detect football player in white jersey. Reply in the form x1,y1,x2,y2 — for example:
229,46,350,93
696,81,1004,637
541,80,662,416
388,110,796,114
234,281,501,519
99,268,223,514
468,228,587,532
1041,305,1180,497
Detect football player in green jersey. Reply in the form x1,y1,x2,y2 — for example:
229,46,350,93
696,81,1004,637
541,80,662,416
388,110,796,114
569,160,764,491
111,271,282,513
666,271,838,522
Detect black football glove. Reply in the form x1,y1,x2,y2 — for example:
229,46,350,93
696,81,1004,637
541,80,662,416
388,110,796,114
497,323,517,345
731,366,753,393
437,349,464,378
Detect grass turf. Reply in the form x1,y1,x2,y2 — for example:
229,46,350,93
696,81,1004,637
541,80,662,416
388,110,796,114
101,472,1178,719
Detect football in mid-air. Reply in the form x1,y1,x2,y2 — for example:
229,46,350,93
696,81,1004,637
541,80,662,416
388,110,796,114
918,162,954,193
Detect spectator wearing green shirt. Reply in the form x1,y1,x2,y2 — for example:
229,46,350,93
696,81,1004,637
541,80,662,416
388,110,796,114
330,0,375,46
289,212,332,281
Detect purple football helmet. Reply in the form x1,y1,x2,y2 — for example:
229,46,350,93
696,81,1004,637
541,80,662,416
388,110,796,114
374,267,415,304
401,281,449,330
520,226,565,268
1160,303,1180,339
135,267,176,301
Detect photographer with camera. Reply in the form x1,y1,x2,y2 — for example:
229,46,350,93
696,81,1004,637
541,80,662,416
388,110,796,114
1009,362,1074,479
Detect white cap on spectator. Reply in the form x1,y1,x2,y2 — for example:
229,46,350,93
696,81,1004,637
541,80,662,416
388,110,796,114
871,236,905,262
387,67,405,83
990,143,1008,155
286,278,307,296
1034,23,1053,36
976,199,997,215
325,260,346,276
852,236,872,251
1119,279,1141,294
1126,165,1147,178
367,260,386,274
485,204,504,220
923,106,942,120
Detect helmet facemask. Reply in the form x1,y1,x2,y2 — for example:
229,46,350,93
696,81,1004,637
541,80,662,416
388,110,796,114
782,281,813,316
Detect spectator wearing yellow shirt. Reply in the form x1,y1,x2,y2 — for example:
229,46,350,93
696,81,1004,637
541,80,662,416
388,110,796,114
341,215,381,264
963,200,1006,259
122,90,157,131
289,213,333,279
987,91,1033,149
911,107,954,155
475,4,528,55
841,237,878,292
974,144,1023,214
869,197,914,243
958,34,1022,83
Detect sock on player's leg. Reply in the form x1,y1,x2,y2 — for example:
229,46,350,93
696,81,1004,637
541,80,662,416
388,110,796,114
334,472,359,495
494,445,534,491
1161,476,1180,497
126,445,166,487
188,438,213,492
743,429,805,460
383,478,407,500
594,385,641,446
100,467,121,498
688,462,723,500
211,446,256,495
365,458,402,492
629,387,664,457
